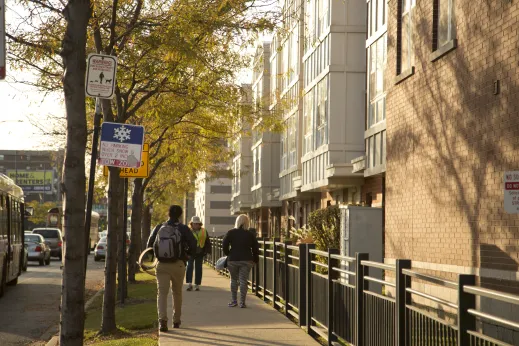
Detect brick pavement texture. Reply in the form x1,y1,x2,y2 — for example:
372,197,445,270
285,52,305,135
159,266,319,346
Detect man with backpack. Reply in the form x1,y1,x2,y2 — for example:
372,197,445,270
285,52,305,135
147,205,196,333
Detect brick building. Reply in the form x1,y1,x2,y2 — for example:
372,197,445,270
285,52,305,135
384,0,519,293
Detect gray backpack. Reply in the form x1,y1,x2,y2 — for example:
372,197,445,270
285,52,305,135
153,222,182,262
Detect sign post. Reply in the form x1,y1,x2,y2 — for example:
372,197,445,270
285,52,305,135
0,0,6,80
504,171,519,214
84,53,117,274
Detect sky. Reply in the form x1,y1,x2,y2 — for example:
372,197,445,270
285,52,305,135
0,3,66,151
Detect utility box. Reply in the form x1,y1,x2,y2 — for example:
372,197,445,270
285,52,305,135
339,205,383,293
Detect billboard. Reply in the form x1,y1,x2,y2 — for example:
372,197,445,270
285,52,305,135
6,170,54,193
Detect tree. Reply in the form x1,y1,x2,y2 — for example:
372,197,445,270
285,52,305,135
58,1,91,345
25,201,59,228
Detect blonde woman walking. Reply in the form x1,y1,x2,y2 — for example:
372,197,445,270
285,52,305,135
222,214,259,308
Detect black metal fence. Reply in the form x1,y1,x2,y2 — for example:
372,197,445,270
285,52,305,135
205,238,519,346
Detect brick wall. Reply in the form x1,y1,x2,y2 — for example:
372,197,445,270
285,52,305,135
386,0,519,273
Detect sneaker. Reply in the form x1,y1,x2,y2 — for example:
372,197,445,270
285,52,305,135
173,322,181,329
194,285,200,291
186,285,193,291
159,319,168,332
228,300,238,307
240,302,246,308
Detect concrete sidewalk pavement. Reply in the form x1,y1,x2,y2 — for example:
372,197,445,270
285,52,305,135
159,266,320,346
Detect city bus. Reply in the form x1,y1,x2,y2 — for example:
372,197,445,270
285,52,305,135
0,173,25,297
47,208,100,251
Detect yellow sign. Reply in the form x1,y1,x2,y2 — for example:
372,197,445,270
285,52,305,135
6,170,53,186
103,143,149,178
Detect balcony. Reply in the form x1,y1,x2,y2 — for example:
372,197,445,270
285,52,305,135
230,194,252,215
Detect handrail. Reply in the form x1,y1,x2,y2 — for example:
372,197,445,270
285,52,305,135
330,254,355,262
361,260,395,272
406,288,458,309
464,286,519,306
309,249,329,257
468,309,519,331
365,275,396,288
287,255,299,261
311,260,328,269
264,241,274,245
331,267,356,276
286,245,299,251
402,269,458,289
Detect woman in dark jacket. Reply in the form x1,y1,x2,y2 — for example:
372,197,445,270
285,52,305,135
223,214,259,308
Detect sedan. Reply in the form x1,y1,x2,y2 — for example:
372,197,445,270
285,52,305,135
94,236,129,261
24,234,51,266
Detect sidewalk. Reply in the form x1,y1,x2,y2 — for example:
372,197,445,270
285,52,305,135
159,266,320,346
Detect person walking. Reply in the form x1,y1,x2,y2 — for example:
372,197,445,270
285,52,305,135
147,205,196,332
186,216,211,291
223,214,259,308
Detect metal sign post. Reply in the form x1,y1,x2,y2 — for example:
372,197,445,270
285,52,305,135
119,178,129,303
0,0,5,80
83,53,117,274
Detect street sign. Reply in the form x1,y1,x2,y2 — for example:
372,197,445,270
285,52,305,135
504,171,519,213
103,143,149,178
85,53,117,99
0,0,6,80
99,122,144,168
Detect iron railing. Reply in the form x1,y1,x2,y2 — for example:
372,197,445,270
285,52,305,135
205,237,519,346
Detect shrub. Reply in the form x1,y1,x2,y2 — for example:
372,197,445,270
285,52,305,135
308,205,341,251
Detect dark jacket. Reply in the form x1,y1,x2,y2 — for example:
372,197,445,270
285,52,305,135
147,219,197,262
223,227,259,263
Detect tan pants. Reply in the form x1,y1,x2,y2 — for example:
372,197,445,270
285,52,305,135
156,261,186,323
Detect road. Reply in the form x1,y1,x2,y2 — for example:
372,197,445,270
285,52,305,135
0,256,105,346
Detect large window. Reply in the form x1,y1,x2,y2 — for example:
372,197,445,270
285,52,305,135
368,35,387,127
253,146,261,186
211,185,232,194
433,0,456,55
398,0,415,74
281,121,288,171
304,0,330,51
315,76,328,148
303,91,314,154
288,115,297,168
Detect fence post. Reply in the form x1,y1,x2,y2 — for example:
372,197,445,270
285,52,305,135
284,241,291,318
298,243,308,327
355,252,369,346
273,239,278,310
458,274,476,346
307,243,316,336
328,248,339,345
395,259,411,346
255,242,261,297
263,238,268,302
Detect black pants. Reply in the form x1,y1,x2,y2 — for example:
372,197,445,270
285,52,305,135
186,255,203,285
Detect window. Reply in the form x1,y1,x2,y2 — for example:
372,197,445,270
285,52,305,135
303,91,314,154
281,121,288,171
315,76,328,148
288,115,297,167
368,35,387,127
398,0,415,74
431,0,456,59
210,201,231,209
210,185,232,194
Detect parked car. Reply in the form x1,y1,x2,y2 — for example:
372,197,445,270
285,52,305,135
32,228,63,260
24,233,51,266
22,244,28,271
94,236,129,262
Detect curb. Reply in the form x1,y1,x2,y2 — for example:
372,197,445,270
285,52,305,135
44,288,105,346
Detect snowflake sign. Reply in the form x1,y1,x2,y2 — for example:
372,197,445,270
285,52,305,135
114,126,131,142
99,122,145,168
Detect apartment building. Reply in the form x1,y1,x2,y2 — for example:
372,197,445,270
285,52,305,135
271,0,367,229
194,171,234,237
384,0,519,295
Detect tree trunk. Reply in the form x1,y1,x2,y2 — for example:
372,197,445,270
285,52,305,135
128,178,143,283
59,1,90,345
141,204,152,250
101,168,122,333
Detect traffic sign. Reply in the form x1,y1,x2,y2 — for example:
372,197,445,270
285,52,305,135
99,122,144,168
103,143,149,178
504,171,519,213
85,53,117,99
0,0,6,80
